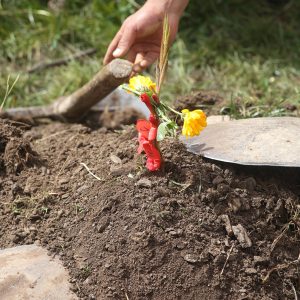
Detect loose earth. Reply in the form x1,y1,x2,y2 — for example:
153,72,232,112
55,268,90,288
0,103,299,299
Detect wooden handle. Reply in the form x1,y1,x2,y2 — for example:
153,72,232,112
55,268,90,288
52,59,132,120
0,59,133,122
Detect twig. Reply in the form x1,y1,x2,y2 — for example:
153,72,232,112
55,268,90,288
270,225,288,253
198,173,202,194
4,119,32,129
170,179,191,191
290,280,298,300
26,48,97,73
80,163,102,181
125,292,130,300
220,243,234,276
262,257,300,283
271,207,300,253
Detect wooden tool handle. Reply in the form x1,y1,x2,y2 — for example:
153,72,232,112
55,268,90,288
52,59,132,120
0,59,133,122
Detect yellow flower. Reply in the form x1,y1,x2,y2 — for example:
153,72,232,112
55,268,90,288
129,75,156,93
182,109,207,137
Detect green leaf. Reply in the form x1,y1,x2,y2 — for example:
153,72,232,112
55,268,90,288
157,122,168,141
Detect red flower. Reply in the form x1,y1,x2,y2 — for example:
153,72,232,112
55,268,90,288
140,93,154,114
136,120,151,154
143,141,162,171
152,94,160,104
136,119,162,171
136,94,162,171
149,114,158,126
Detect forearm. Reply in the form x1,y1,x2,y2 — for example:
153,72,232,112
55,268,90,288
144,0,189,17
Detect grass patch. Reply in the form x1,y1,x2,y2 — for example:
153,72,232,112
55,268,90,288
0,0,299,118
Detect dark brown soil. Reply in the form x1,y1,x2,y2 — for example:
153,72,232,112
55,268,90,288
174,91,225,115
0,114,300,300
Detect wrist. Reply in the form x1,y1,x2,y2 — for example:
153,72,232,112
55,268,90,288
144,0,189,17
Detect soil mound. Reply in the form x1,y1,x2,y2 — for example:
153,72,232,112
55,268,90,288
0,120,39,175
0,120,299,300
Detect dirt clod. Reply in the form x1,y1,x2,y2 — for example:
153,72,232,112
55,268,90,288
232,224,252,248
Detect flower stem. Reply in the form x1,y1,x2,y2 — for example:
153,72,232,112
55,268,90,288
161,103,182,116
121,85,141,96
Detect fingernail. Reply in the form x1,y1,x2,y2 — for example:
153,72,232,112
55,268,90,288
140,60,147,67
113,48,122,57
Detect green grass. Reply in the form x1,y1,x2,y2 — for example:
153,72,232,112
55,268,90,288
1,0,300,118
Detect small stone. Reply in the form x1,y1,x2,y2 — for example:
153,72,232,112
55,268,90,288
169,229,183,237
220,214,234,237
130,231,145,242
164,153,172,159
70,284,78,292
12,234,21,243
110,154,122,164
98,127,108,134
156,187,170,197
58,177,69,185
104,263,112,269
29,214,41,222
34,240,41,246
208,247,220,257
217,183,230,193
174,241,187,250
224,169,231,176
83,278,91,285
135,178,152,188
232,224,252,248
253,256,268,266
77,185,89,194
97,217,110,233
29,226,37,232
57,210,64,218
228,198,242,213
212,175,224,186
110,165,132,177
245,267,257,274
183,254,198,264
41,166,47,176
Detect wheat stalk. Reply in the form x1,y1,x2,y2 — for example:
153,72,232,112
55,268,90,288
156,14,170,94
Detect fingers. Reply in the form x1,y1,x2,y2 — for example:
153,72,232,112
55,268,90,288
140,51,158,69
112,25,136,59
103,31,122,65
103,20,136,65
126,48,137,64
133,52,145,73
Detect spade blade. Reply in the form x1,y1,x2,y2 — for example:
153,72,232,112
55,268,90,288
182,117,300,167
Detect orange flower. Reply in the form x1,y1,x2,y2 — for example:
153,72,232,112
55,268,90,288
182,109,207,137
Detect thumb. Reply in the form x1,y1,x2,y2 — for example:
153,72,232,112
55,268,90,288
113,25,136,58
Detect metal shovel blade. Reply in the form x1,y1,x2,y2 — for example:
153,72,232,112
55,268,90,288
182,117,300,167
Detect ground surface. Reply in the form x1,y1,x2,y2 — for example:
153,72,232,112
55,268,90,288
0,106,300,299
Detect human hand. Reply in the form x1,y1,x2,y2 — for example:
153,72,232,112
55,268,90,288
103,0,189,73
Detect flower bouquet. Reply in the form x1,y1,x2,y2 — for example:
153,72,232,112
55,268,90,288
121,16,207,171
